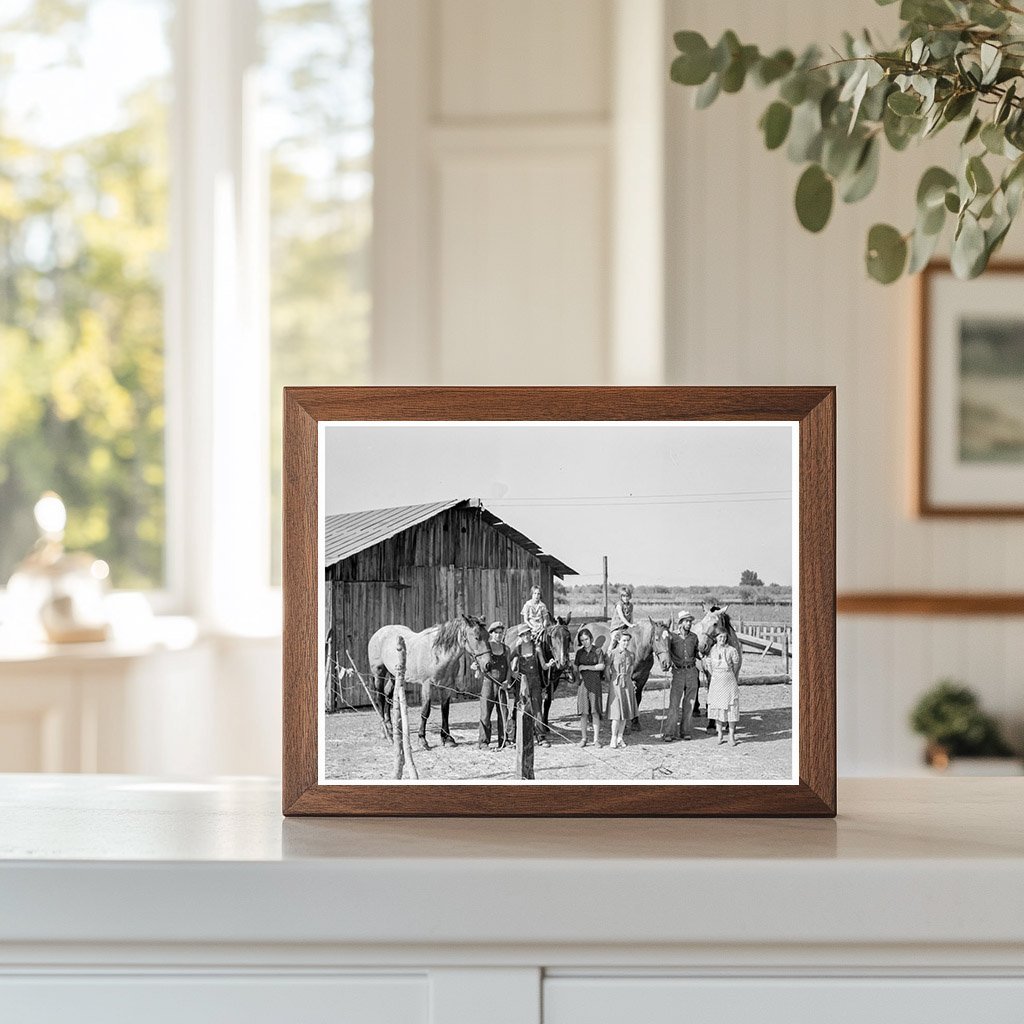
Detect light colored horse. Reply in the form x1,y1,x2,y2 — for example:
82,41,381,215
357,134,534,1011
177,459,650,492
580,616,672,728
368,614,491,748
694,605,743,725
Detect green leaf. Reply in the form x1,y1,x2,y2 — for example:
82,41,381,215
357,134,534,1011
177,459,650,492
981,122,1005,155
753,49,795,87
995,83,1017,125
951,212,987,278
884,106,923,150
721,44,758,93
710,31,740,73
942,92,974,123
866,223,908,283
779,74,807,106
760,101,792,150
917,166,957,210
694,73,721,109
908,221,942,273
795,164,834,232
787,101,823,162
969,2,1009,29
944,190,961,213
822,128,863,178
888,91,921,115
980,41,1002,86
967,155,995,196
671,32,713,86
962,115,983,145
842,137,880,203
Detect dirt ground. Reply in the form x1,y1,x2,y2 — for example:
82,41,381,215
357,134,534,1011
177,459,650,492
324,656,793,783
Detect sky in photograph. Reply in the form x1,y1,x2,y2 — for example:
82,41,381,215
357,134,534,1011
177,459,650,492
323,422,795,587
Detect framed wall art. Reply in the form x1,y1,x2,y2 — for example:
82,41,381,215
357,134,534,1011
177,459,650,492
917,261,1024,517
282,387,836,816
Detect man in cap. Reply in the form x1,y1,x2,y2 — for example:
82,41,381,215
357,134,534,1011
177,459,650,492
663,610,702,741
478,620,511,749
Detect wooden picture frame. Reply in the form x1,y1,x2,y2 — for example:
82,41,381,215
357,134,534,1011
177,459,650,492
916,261,1024,517
283,387,836,817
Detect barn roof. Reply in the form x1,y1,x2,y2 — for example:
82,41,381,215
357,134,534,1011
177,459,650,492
324,498,576,577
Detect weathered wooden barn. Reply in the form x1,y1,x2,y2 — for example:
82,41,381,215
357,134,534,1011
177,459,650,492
324,498,575,709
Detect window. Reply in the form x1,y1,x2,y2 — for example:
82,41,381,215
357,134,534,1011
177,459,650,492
262,0,372,581
0,0,172,589
0,0,373,615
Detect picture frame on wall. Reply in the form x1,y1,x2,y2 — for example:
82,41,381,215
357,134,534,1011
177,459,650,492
917,261,1024,517
282,387,836,817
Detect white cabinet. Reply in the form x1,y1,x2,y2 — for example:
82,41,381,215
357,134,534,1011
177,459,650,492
1,777,1022,1022
0,975,428,1024
544,977,1024,1023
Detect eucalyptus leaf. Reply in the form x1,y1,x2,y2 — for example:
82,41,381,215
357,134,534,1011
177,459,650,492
967,154,995,195
760,101,793,150
671,47,712,87
795,164,834,232
888,90,921,115
908,221,942,273
981,122,1005,155
917,166,957,210
842,137,881,203
951,211,986,278
962,115,983,145
754,49,795,87
866,223,908,283
694,73,721,109
787,100,823,162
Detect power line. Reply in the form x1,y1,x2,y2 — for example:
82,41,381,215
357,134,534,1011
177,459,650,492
488,495,792,508
490,488,790,503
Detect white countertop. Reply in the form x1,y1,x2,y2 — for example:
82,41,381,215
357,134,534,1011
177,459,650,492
1,775,1022,954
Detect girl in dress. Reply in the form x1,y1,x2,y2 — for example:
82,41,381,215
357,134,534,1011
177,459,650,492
605,627,637,749
574,628,605,748
706,630,741,745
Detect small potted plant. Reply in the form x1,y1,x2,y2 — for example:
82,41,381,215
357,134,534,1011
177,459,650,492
910,680,1019,773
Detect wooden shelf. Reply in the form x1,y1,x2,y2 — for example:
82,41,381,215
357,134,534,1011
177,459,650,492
838,592,1024,616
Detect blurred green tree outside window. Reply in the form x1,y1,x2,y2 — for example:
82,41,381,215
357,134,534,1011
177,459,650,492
0,0,172,589
263,0,372,583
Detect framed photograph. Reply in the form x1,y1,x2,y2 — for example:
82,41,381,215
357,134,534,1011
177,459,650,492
917,261,1024,517
283,387,835,816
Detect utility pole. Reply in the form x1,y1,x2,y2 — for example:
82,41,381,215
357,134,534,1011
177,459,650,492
602,555,609,620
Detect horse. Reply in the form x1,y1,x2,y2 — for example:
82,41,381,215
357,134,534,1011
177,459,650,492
581,616,672,730
694,605,743,727
503,616,573,736
368,614,492,749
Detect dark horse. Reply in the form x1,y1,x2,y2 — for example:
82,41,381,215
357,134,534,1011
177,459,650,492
503,616,574,736
581,617,673,730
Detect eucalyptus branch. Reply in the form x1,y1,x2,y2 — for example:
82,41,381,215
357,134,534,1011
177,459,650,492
670,0,1024,283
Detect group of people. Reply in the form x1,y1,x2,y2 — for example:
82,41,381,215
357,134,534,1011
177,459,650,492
476,584,743,757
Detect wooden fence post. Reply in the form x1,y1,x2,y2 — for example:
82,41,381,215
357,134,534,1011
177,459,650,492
392,635,418,780
516,682,535,781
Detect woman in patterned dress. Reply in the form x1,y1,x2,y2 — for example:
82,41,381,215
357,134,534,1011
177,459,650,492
605,627,637,749
706,630,741,746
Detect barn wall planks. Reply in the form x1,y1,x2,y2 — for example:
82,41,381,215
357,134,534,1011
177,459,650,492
665,0,1024,774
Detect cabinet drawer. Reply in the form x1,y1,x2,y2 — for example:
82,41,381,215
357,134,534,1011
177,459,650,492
0,974,427,1024
544,976,1024,1023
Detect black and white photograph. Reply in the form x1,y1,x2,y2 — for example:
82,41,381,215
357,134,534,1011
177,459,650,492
318,420,798,785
